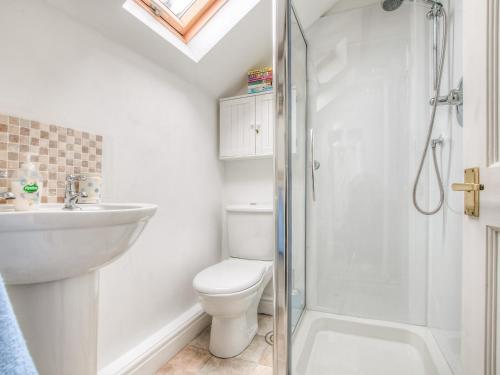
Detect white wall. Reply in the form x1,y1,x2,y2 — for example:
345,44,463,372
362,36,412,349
222,159,274,257
427,1,463,373
222,159,273,208
0,0,223,370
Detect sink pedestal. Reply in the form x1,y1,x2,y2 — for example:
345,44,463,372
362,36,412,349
8,272,99,375
0,203,157,375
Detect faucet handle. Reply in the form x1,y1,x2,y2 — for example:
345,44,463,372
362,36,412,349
0,171,7,179
66,174,87,182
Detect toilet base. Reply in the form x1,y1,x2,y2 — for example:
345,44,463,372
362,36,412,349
208,299,259,358
194,260,273,359
209,316,257,358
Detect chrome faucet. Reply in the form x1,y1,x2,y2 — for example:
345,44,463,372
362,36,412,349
63,174,88,210
0,171,15,201
0,191,15,200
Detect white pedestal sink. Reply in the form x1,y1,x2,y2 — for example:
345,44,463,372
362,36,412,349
0,203,157,375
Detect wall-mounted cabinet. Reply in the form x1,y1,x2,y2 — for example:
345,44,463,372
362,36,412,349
219,92,273,159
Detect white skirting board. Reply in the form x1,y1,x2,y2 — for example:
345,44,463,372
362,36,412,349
99,304,211,375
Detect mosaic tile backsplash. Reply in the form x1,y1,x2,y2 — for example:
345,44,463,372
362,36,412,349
0,113,102,204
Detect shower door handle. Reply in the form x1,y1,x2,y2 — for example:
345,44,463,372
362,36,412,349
310,129,320,201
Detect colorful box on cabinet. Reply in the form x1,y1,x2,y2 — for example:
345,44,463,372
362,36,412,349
0,113,102,204
247,67,273,94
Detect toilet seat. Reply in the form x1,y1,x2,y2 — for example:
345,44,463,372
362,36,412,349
193,258,272,295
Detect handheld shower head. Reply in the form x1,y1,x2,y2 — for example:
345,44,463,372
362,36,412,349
381,0,404,11
380,0,442,12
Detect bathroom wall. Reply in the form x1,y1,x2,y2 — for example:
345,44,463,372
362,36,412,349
306,2,430,324
222,158,273,207
427,1,463,373
0,0,223,371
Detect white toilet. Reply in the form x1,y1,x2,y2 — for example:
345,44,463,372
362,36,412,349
193,204,273,358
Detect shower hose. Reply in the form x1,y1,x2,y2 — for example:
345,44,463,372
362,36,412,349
412,7,447,215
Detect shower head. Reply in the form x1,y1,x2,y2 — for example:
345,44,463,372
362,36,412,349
380,0,442,12
381,0,404,11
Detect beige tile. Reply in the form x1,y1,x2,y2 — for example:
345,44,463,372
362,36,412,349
257,314,273,336
156,345,211,375
190,327,211,351
7,143,18,152
237,335,268,363
254,365,273,375
259,345,273,367
0,112,102,205
199,357,257,375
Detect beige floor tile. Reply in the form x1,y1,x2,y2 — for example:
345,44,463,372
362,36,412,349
156,345,211,375
158,319,274,375
199,357,258,375
259,345,273,367
254,365,273,375
237,335,269,363
190,326,211,351
257,314,273,336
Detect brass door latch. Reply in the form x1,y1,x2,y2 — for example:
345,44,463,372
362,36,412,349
451,167,484,217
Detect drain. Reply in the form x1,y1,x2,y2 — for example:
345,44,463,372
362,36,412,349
265,330,274,345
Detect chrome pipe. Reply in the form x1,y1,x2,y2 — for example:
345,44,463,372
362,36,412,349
432,12,439,89
426,3,443,90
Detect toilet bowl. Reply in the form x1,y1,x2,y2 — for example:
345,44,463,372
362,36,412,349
194,258,273,358
193,204,273,358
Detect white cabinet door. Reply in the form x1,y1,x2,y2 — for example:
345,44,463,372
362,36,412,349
255,93,274,156
220,97,256,158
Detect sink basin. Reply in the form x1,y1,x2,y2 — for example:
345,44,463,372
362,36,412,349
0,203,157,284
3,202,157,375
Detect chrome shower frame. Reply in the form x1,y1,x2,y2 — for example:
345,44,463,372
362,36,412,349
273,0,290,373
273,0,308,374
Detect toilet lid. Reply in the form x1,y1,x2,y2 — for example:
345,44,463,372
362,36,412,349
193,259,271,295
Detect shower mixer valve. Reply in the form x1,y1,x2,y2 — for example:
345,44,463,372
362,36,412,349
429,78,464,127
431,136,444,148
429,85,463,107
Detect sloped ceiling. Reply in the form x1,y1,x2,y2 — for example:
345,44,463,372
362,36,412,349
46,0,272,98
45,0,347,99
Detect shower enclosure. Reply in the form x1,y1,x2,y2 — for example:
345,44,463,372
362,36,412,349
273,0,463,374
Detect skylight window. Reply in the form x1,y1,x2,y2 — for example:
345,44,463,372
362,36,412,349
162,0,195,17
124,0,261,63
136,0,226,42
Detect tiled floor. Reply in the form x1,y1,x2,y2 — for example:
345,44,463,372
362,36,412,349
156,314,273,375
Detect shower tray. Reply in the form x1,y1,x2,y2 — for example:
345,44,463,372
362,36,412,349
292,311,453,375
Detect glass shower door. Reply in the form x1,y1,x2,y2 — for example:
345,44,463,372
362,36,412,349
289,6,307,332
274,1,307,374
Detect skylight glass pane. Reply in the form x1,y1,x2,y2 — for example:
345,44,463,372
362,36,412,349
160,0,196,17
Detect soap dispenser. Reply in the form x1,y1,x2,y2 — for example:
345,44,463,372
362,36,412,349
11,158,42,211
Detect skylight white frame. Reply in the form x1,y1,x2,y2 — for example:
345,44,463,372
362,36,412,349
136,0,226,42
123,0,262,63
